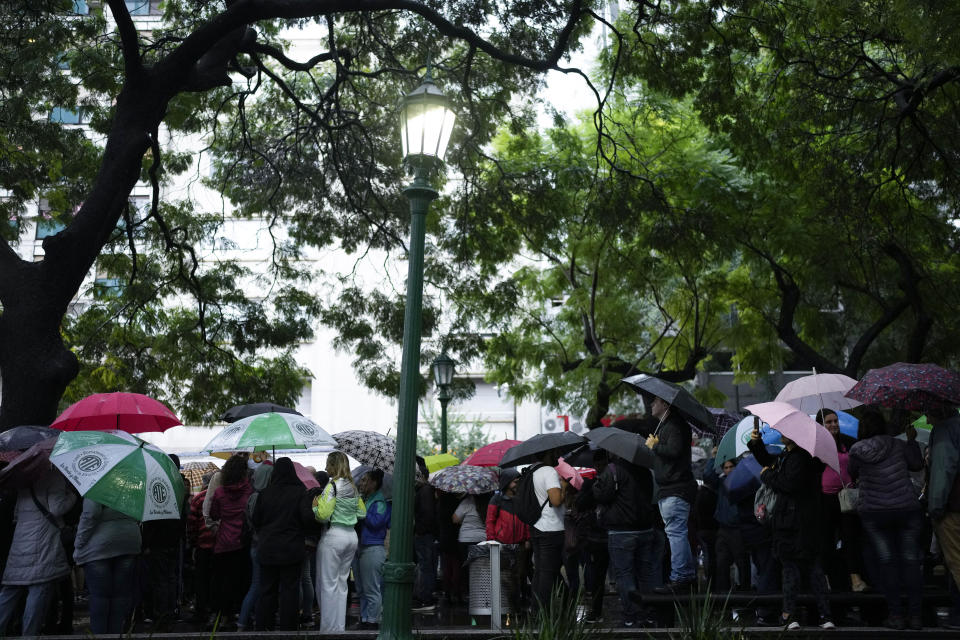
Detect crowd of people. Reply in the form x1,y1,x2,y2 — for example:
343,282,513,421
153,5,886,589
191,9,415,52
1,397,960,634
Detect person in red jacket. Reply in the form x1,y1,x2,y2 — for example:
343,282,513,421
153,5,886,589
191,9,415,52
485,469,530,614
209,455,253,631
186,474,217,624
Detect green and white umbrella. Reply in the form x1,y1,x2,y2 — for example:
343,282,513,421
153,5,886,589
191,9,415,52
50,430,185,521
202,412,336,454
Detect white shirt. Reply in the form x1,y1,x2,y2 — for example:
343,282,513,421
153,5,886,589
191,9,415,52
533,465,565,532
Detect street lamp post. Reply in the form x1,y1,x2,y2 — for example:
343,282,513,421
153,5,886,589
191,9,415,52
379,68,455,640
431,352,455,453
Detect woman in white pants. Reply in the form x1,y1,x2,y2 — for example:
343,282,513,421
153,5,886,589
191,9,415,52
313,452,366,632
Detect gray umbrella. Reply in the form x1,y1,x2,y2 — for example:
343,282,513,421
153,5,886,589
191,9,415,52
622,374,714,433
0,425,60,452
220,403,302,423
584,427,657,468
499,431,586,468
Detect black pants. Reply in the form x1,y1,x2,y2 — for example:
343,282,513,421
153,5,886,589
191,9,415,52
212,548,251,624
531,529,565,612
584,538,609,617
192,547,214,620
715,526,750,592
256,562,301,630
147,546,179,626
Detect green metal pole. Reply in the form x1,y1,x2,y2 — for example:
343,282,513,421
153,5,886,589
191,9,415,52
439,393,449,454
379,171,436,640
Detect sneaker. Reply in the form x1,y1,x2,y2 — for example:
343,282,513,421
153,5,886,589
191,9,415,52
584,611,601,624
781,615,800,630
411,601,437,613
819,617,836,630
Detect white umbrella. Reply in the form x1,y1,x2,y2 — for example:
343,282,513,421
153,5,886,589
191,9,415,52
203,412,336,454
775,372,862,413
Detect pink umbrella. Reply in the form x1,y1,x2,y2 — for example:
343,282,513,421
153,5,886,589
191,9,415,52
462,439,522,467
555,457,583,490
745,401,840,473
292,461,320,489
52,392,181,434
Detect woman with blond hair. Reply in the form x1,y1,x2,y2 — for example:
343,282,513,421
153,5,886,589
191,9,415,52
313,452,366,632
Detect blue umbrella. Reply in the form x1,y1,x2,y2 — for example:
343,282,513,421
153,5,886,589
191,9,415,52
724,453,763,503
809,409,859,439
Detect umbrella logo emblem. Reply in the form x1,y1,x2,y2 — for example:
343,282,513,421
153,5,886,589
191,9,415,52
222,425,243,438
151,481,168,505
740,430,752,445
76,454,104,474
293,421,316,437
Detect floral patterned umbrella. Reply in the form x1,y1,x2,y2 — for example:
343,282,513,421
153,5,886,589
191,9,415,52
429,464,498,495
845,362,960,411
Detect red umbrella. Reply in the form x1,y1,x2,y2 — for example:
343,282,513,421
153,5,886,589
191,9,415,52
845,363,960,411
462,439,522,467
51,392,181,434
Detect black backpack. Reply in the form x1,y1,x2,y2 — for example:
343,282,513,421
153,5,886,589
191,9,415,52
513,463,549,526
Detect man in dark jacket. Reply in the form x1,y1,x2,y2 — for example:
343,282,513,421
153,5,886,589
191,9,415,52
250,457,312,631
593,454,655,627
646,396,698,591
412,457,439,612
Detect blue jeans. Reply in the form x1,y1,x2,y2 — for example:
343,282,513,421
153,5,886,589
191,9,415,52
356,544,387,623
659,496,696,582
84,554,138,634
414,534,437,604
860,508,924,617
238,544,261,628
0,581,56,636
607,529,655,624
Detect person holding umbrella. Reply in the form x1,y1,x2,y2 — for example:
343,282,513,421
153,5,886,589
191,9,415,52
592,450,656,628
644,395,699,592
748,425,834,630
530,447,568,611
929,403,960,630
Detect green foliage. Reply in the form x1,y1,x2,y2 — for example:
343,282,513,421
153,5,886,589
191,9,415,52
512,585,602,640
659,590,745,640
415,404,491,459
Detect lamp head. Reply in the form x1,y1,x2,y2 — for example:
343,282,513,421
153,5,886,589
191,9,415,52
400,69,456,172
431,352,455,389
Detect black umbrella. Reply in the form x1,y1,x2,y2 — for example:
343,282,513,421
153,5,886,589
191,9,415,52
622,374,714,433
562,442,603,468
220,403,302,423
0,425,60,452
499,431,586,469
585,427,657,468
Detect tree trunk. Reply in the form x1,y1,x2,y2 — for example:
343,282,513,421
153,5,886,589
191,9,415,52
0,263,79,427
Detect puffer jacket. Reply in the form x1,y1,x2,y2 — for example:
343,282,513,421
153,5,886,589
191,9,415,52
73,499,141,566
849,435,923,512
3,472,76,586
485,493,529,544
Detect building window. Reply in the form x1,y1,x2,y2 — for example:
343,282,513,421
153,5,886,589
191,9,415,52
93,278,124,299
49,107,89,124
72,1,89,15
36,216,66,239
125,1,152,15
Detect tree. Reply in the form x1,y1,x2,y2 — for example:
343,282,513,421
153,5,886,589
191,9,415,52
0,0,598,428
607,0,960,376
430,96,740,425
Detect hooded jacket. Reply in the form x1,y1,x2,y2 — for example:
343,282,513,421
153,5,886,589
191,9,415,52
2,472,76,586
210,477,253,553
252,458,312,565
849,435,923,512
593,459,655,531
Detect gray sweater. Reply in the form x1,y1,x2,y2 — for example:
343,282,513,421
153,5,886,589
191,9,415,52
849,435,923,512
73,499,142,566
